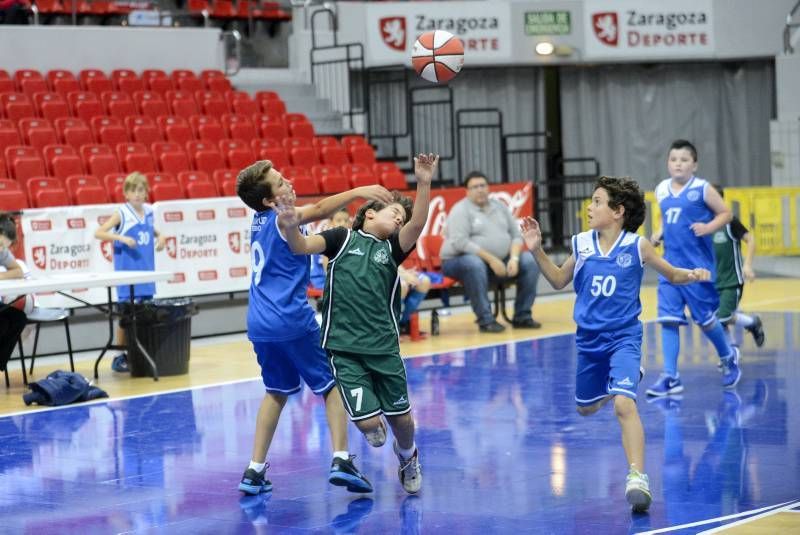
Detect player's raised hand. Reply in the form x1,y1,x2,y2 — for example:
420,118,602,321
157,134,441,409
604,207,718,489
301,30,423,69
414,153,439,186
356,184,393,204
686,268,711,282
520,217,543,252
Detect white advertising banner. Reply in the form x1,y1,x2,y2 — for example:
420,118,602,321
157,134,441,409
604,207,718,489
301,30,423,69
364,2,512,66
584,0,714,59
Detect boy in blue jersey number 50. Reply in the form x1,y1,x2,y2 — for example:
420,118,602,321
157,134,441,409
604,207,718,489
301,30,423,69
235,159,392,496
520,176,710,513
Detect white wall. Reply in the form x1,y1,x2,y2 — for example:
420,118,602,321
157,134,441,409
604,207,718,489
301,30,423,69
776,53,800,121
0,26,224,73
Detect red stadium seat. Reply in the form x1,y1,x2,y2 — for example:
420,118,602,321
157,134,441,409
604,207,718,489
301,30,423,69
187,140,225,174
5,146,45,183
172,70,203,92
157,115,194,144
0,93,35,121
145,171,178,189
221,114,257,141
142,69,173,94
112,69,145,95
211,169,237,193
103,173,127,202
27,177,68,208
289,121,315,139
189,115,225,142
126,116,162,145
320,145,349,166
151,181,184,201
102,91,137,118
0,70,12,94
380,170,409,190
116,142,155,173
195,90,229,117
251,138,281,153
14,69,47,96
312,136,339,150
134,91,169,118
0,178,27,211
79,69,113,95
373,161,402,176
230,96,258,116
319,174,349,194
259,121,288,141
67,91,104,121
0,121,21,153
261,99,286,115
178,170,216,197
66,175,108,205
289,146,317,168
81,144,120,177
219,177,237,196
255,147,289,169
152,141,190,174
350,172,374,188
282,137,311,150
55,117,93,150
44,145,84,180
219,139,254,169
284,112,308,125
166,90,199,118
46,70,81,95
200,69,232,92
341,135,368,149
342,163,372,177
349,145,376,165
34,92,70,121
92,117,128,146
255,90,280,102
19,118,57,151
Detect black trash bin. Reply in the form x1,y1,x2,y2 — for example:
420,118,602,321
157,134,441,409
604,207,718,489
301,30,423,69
120,298,197,377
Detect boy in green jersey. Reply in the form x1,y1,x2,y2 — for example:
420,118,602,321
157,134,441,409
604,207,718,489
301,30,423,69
711,184,764,347
277,153,438,494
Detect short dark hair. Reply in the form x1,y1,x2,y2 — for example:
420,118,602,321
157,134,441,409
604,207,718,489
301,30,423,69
352,191,413,231
712,183,725,198
0,213,17,243
594,176,646,233
669,139,698,162
464,171,488,189
237,160,275,211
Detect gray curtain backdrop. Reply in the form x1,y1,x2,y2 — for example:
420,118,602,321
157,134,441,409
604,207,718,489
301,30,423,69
559,61,774,189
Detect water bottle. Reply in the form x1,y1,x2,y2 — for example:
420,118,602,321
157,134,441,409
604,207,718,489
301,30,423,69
431,309,440,336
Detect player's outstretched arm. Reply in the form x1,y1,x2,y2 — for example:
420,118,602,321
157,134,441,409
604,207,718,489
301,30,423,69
640,238,710,284
94,211,136,248
520,217,575,290
275,193,327,255
399,153,438,252
297,185,393,225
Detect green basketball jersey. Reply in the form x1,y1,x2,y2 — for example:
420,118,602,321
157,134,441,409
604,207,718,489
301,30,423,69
713,217,748,289
319,228,410,355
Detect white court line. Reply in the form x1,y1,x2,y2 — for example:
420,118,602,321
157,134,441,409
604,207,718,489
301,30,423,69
699,500,800,534
635,500,798,534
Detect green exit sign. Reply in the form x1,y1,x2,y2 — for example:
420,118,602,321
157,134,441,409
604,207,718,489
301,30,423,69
524,11,571,36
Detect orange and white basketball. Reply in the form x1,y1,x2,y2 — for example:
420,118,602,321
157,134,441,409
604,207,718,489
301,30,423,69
411,30,464,84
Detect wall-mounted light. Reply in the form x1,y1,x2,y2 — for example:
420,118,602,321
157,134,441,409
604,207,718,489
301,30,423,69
535,41,555,55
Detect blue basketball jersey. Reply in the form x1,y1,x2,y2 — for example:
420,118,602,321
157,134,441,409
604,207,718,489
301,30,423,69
309,254,326,289
114,203,155,300
247,210,317,342
655,176,716,276
572,230,644,331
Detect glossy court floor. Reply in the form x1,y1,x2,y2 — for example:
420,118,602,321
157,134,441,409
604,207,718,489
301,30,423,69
1,283,799,534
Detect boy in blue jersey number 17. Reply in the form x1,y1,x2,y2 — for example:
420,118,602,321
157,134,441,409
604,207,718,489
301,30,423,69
647,140,740,397
94,172,166,373
235,159,393,496
521,176,711,513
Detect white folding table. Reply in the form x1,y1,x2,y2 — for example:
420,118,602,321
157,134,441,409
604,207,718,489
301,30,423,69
0,271,174,381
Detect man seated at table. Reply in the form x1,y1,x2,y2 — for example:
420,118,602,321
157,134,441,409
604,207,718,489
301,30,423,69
0,213,26,375
440,171,542,333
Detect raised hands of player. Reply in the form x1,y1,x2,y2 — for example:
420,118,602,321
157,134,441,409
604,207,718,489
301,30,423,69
275,191,300,229
686,267,711,282
356,184,393,204
519,216,543,252
414,153,439,186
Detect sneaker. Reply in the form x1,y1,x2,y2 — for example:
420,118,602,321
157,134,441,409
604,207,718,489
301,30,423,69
625,468,652,513
239,466,272,495
364,419,387,447
478,321,505,333
511,318,542,329
746,315,765,347
720,347,742,389
329,456,373,493
393,441,422,494
646,374,683,397
111,353,129,373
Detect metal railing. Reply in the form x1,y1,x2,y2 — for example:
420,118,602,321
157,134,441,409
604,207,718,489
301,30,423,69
784,0,800,53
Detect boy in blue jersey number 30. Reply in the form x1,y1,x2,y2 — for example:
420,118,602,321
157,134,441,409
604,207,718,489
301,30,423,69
521,176,711,513
235,159,393,496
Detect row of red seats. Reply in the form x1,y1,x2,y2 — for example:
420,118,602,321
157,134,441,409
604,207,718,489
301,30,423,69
0,89,289,122
2,137,380,182
1,69,237,96
19,0,153,17
185,0,290,20
0,113,323,153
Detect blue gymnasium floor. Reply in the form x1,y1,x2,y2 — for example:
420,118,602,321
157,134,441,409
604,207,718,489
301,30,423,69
1,313,798,534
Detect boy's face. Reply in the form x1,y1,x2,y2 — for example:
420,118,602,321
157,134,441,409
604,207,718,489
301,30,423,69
124,184,148,206
366,203,406,238
667,148,697,182
587,187,621,230
264,168,294,209
331,211,351,228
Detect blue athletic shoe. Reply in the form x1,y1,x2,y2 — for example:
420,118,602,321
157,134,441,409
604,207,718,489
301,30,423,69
646,374,684,397
329,456,373,493
720,347,742,389
111,353,129,372
239,466,272,495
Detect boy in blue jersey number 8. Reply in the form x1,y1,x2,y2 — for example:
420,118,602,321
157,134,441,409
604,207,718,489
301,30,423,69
647,140,741,397
521,176,711,513
235,159,393,496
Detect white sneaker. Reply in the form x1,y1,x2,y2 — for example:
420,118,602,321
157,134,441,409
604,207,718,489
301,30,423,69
364,418,387,447
393,440,422,494
625,468,652,513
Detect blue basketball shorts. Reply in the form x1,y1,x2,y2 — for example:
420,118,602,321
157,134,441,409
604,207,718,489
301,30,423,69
575,322,643,406
252,329,335,395
657,280,719,326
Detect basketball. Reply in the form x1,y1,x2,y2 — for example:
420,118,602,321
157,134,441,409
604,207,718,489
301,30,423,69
411,30,464,84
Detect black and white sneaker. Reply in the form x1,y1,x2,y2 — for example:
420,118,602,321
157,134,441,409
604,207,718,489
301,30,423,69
329,456,373,493
746,315,765,347
238,466,272,495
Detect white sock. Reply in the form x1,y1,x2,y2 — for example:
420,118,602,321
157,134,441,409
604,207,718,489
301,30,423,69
249,460,266,472
398,443,416,460
333,450,349,460
735,313,754,328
